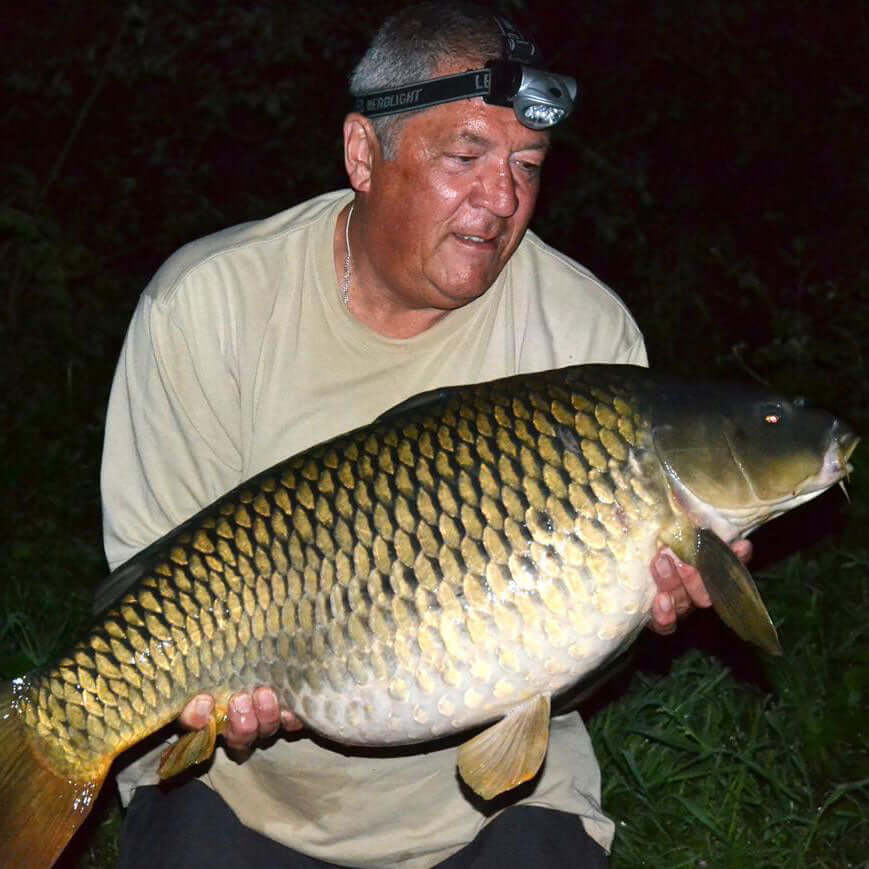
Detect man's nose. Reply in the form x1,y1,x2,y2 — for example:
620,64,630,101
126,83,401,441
472,163,519,218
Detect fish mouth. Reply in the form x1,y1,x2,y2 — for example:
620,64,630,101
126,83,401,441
829,425,859,502
812,424,858,493
834,427,859,475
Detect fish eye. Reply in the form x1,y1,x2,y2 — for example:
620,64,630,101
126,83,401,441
759,403,785,425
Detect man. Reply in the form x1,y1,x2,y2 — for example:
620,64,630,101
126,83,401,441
102,5,743,867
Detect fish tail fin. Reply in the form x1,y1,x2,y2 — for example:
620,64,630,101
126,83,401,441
0,679,108,867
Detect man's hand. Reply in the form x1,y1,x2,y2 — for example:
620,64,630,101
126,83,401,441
648,540,753,634
179,687,303,755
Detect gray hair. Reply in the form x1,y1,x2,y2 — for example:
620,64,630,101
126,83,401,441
349,3,504,159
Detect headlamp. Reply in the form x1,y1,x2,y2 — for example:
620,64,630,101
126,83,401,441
485,60,577,130
351,17,578,131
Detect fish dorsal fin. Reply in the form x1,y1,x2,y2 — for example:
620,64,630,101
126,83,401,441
457,693,551,800
374,387,457,423
696,528,783,655
92,557,149,616
92,511,204,615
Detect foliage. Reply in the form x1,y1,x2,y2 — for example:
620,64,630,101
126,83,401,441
1,0,866,866
590,543,869,868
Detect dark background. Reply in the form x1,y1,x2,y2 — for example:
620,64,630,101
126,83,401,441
1,1,867,864
2,0,866,596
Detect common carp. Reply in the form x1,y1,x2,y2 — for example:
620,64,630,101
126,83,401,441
0,364,858,866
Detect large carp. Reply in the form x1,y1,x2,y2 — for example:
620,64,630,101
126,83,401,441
0,364,858,866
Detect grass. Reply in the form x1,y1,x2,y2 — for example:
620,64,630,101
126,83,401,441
589,540,869,868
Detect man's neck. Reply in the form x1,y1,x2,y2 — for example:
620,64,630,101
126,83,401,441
332,202,452,340
350,295,450,339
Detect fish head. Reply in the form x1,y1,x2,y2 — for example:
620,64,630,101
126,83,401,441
651,384,859,540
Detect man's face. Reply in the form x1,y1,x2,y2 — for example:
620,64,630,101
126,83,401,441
360,75,550,312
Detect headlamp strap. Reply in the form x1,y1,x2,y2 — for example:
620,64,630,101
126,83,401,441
352,69,490,119
493,16,541,65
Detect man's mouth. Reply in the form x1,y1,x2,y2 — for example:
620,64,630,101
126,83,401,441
454,232,498,247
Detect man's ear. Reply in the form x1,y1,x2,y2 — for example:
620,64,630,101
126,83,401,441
344,113,380,193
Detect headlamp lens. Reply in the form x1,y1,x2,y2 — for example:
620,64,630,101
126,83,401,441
520,104,568,129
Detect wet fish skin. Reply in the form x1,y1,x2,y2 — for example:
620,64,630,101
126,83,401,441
10,365,664,773
0,364,857,866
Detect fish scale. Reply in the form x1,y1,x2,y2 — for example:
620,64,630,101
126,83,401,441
13,369,663,780
3,363,857,867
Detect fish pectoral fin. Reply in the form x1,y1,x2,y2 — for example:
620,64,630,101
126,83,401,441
696,528,782,655
457,693,551,800
158,706,228,779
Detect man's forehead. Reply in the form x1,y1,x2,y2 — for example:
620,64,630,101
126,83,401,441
448,127,550,152
416,103,550,155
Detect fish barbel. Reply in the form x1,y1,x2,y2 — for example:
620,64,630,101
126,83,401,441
0,364,858,865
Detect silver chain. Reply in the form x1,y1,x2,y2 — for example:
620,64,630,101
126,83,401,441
339,204,354,307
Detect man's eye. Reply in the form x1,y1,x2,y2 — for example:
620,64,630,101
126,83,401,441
447,154,477,164
516,160,542,175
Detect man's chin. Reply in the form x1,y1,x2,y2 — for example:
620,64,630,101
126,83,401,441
435,281,494,308
429,266,502,307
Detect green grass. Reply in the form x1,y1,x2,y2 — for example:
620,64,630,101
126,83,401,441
589,544,869,868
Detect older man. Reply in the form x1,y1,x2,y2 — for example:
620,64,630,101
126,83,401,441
102,5,731,867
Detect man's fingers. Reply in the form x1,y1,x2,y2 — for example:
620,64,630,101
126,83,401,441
652,553,697,611
732,538,753,564
649,541,751,636
649,591,677,634
649,550,713,634
675,561,712,609
178,694,214,731
224,692,259,750
179,688,301,754
651,552,681,593
252,686,281,738
281,709,304,732
649,554,682,634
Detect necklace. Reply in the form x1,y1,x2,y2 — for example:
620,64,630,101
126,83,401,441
339,204,354,307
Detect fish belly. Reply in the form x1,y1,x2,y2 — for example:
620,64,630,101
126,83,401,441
272,518,661,746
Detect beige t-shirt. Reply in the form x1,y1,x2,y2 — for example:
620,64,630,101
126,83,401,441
101,189,647,867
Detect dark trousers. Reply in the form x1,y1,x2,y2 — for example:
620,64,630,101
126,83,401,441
121,780,608,868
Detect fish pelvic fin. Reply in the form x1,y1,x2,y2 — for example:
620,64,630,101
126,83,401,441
457,693,551,800
0,680,109,868
696,529,783,655
158,704,227,779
